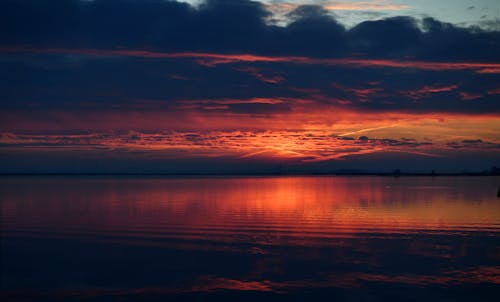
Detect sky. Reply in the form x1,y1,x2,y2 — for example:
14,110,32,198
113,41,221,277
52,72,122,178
0,0,499,173
182,0,500,28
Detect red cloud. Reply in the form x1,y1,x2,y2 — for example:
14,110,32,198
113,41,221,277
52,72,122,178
459,92,482,101
407,85,458,99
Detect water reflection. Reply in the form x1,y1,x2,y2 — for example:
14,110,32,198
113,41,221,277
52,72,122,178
1,176,499,301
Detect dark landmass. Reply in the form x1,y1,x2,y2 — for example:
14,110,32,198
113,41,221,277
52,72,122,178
1,169,499,177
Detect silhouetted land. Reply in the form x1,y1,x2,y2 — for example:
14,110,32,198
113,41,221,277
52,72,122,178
1,171,499,177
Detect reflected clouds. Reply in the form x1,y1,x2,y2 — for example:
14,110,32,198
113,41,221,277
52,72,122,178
1,176,499,300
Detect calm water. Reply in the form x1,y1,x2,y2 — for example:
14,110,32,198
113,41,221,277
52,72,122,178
1,176,499,301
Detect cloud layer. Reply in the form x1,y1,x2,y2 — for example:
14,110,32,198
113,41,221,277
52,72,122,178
1,0,500,60
1,0,499,172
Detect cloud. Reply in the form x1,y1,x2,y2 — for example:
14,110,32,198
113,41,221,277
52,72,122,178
2,118,499,163
3,47,500,74
0,129,440,162
487,88,500,95
407,85,458,99
323,1,410,11
268,1,410,13
177,97,293,113
0,0,499,172
1,0,499,61
447,139,500,150
1,48,499,116
233,66,285,83
459,92,482,100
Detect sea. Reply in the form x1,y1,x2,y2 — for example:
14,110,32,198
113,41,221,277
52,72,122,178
1,176,499,301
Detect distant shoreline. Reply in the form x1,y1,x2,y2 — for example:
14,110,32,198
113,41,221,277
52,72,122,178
1,172,499,177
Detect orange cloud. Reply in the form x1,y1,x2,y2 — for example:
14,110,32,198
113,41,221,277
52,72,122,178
2,112,499,162
324,1,411,11
178,97,287,105
407,84,458,99
459,92,482,101
415,85,458,94
331,82,386,101
233,66,285,84
266,0,411,14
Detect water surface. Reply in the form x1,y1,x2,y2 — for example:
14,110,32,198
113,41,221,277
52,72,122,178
1,176,499,301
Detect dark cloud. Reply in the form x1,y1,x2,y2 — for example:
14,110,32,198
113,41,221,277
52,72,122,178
479,19,500,31
285,4,331,21
1,0,499,61
348,16,421,57
280,5,345,57
418,17,500,61
336,136,433,148
1,52,499,115
376,138,433,148
447,139,500,149
0,1,499,118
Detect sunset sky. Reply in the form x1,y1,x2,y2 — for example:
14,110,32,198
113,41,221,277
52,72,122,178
1,0,499,173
